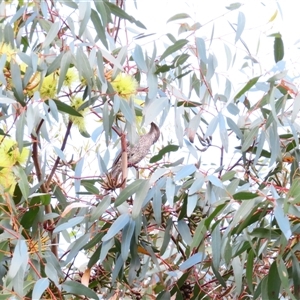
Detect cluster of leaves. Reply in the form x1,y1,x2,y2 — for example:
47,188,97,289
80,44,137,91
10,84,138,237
0,0,300,299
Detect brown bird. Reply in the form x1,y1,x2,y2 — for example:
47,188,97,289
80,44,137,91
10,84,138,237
105,122,160,187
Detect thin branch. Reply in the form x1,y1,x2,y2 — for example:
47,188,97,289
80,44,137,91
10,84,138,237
46,120,73,188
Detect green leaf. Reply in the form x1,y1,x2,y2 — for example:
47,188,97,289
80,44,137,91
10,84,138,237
234,76,260,101
233,191,259,200
235,12,245,43
132,44,148,72
150,144,179,163
10,62,25,106
167,13,191,23
20,206,39,229
241,126,259,152
274,198,291,240
53,216,84,233
232,256,243,295
13,165,29,199
62,281,99,300
274,34,284,63
78,2,91,37
179,253,203,271
91,9,108,49
212,224,221,268
102,214,130,241
45,100,82,117
132,179,150,219
174,164,197,181
292,253,300,298
7,240,28,283
144,97,169,125
57,51,72,94
105,2,146,29
160,39,189,62
195,37,207,64
42,22,60,49
32,278,49,300
226,3,242,10
115,179,144,207
76,47,93,86
267,261,281,299
119,98,134,124
157,291,171,300
246,249,254,293
121,219,135,261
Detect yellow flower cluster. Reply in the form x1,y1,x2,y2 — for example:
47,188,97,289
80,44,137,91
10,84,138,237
63,68,78,88
69,97,88,132
0,138,29,195
111,73,138,100
38,74,58,99
0,42,16,63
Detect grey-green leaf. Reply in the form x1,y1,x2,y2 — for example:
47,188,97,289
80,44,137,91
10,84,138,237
160,39,188,62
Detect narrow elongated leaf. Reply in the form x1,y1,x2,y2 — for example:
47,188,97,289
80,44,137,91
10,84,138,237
234,76,260,101
232,256,243,295
53,216,84,233
174,164,196,181
274,199,291,240
32,278,49,300
267,261,281,299
144,97,169,125
46,100,82,116
121,219,135,261
150,144,179,163
74,158,84,194
226,3,242,10
274,34,284,63
91,9,108,48
167,13,191,23
13,165,29,199
132,179,150,219
7,240,28,284
195,37,207,63
42,22,60,49
160,39,188,62
115,179,145,207
233,191,259,200
235,12,245,43
62,281,98,300
105,2,146,29
292,254,300,298
120,98,134,124
57,51,72,93
218,113,228,152
246,249,254,293
132,44,148,72
78,2,91,37
102,214,130,241
177,220,192,245
179,253,203,271
212,224,221,268
241,126,259,152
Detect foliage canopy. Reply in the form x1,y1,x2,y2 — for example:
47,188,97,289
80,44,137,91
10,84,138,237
0,1,299,299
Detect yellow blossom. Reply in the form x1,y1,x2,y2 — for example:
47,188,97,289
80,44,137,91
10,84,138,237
33,73,57,99
0,138,29,168
69,97,88,133
111,73,138,100
0,168,16,195
0,42,16,63
63,68,78,88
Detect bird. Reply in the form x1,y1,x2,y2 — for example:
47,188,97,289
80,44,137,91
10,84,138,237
103,122,160,189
